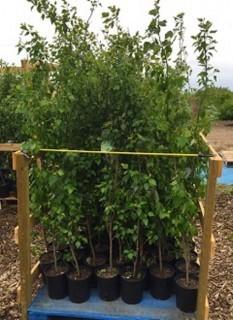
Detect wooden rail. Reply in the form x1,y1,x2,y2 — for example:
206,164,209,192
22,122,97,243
0,59,57,74
13,135,223,320
0,143,21,151
196,134,223,320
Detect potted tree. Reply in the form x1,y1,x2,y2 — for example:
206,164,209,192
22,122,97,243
62,178,92,303
119,166,149,304
147,203,176,300
96,154,120,301
41,168,73,300
30,165,63,284
169,178,199,313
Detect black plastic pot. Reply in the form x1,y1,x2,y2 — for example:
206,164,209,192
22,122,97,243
120,270,145,304
96,267,120,301
175,259,199,276
0,183,10,197
45,265,68,299
39,251,61,283
175,274,198,313
149,263,175,300
67,267,92,303
85,255,107,288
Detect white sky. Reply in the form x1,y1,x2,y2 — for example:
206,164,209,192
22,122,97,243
0,0,233,88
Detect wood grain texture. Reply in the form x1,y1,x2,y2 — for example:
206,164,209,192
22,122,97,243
15,152,31,320
0,143,21,151
197,158,222,320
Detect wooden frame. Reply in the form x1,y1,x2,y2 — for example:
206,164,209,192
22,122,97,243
0,60,57,74
0,143,20,210
13,135,223,320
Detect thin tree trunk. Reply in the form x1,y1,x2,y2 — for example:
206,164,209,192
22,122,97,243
109,218,113,272
118,239,122,263
52,241,57,272
158,239,163,273
70,245,80,277
43,227,49,251
185,247,190,286
139,236,144,266
86,218,96,265
133,220,140,278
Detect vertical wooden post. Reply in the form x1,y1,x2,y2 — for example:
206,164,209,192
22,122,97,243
21,59,30,71
15,152,31,320
197,157,222,320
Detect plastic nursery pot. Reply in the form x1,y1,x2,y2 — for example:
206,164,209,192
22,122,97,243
149,263,175,300
0,183,10,197
120,268,145,304
85,255,107,288
67,266,92,303
39,251,61,283
175,274,198,313
96,267,120,301
45,265,68,299
175,259,199,276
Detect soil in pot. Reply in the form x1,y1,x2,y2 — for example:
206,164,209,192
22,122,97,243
85,255,107,288
96,267,120,301
120,269,145,304
149,263,175,300
67,266,92,303
39,251,62,283
175,274,198,313
45,265,68,299
175,260,199,275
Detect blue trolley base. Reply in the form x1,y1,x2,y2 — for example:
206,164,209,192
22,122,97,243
28,287,195,320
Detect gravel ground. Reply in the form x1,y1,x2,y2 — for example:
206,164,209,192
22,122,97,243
209,191,233,320
0,208,20,319
0,191,232,320
207,121,233,151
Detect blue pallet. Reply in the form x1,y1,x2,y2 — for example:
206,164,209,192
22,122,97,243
217,166,233,185
28,287,195,320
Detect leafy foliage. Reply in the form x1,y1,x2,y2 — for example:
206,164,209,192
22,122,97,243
0,0,219,280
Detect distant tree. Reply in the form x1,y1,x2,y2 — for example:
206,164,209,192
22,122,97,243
195,87,233,121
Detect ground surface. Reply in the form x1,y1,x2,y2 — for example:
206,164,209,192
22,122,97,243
209,191,233,320
0,207,20,319
207,121,233,151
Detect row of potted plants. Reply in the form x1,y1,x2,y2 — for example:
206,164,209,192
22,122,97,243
39,235,199,313
30,153,201,314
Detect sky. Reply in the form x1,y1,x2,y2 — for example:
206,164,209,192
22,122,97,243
0,0,233,89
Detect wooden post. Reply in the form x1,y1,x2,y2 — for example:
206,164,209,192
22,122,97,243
15,152,31,320
21,59,30,71
197,157,222,320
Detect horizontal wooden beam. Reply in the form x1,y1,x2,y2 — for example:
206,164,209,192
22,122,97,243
0,196,17,201
0,143,21,152
200,133,219,157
